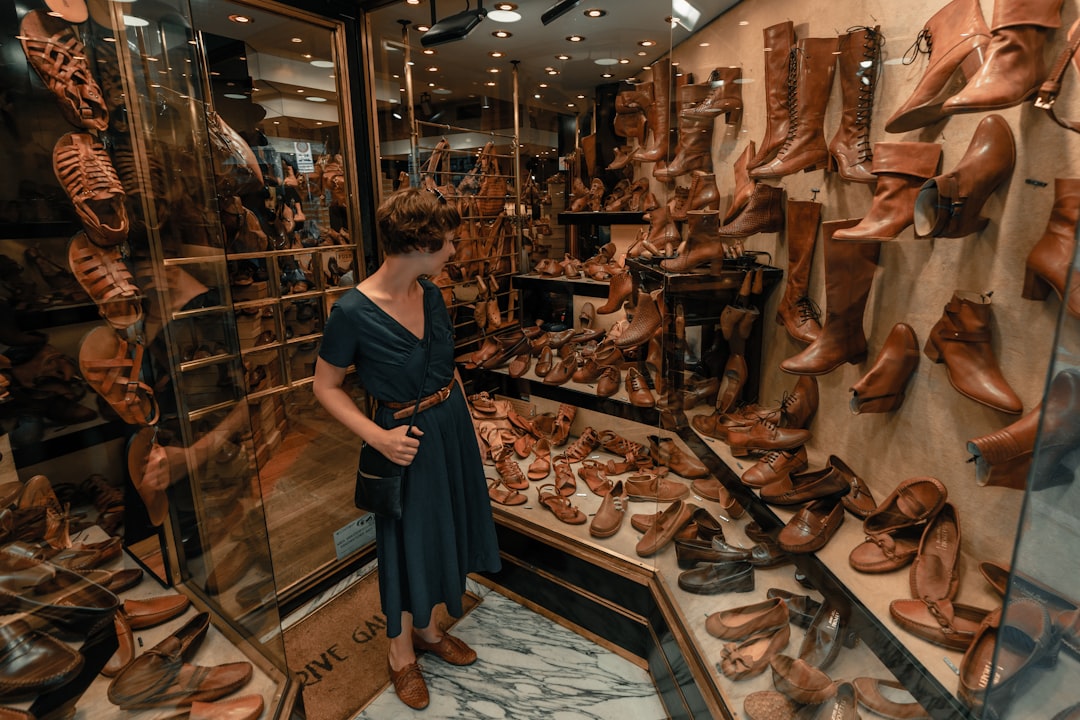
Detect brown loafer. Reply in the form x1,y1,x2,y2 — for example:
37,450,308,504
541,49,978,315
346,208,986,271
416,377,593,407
388,661,429,709
412,631,477,666
121,594,191,630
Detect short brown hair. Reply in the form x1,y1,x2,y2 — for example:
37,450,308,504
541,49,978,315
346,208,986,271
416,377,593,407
375,187,461,255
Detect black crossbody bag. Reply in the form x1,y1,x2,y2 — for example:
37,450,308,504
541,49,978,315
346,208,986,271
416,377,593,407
354,310,432,519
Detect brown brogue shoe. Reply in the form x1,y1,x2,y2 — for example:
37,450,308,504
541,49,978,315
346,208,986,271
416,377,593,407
388,662,429,709
413,631,477,665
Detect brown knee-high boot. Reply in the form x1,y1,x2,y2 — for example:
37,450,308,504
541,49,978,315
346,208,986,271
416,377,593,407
751,37,838,180
780,219,879,375
829,26,882,183
943,0,1065,113
749,21,797,169
682,67,743,122
775,200,822,344
655,84,715,180
633,60,674,163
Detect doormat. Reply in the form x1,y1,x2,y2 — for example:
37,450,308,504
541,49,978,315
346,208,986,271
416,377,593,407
283,571,481,720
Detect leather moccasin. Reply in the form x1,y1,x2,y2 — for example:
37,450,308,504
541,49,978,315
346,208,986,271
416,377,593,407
675,537,753,568
798,600,853,670
797,681,859,719
743,690,801,720
777,498,845,554
590,480,627,538
688,506,725,541
121,594,191,630
103,613,135,677
980,560,1080,657
958,600,1059,716
909,502,961,602
864,476,947,536
625,472,688,502
412,631,476,665
388,662,429,709
849,525,925,574
852,677,930,720
889,598,990,651
690,477,745,518
767,588,823,629
749,538,794,569
705,597,788,641
769,653,837,704
677,560,755,594
759,463,851,506
636,500,694,557
0,552,119,628
507,352,531,378
741,447,809,488
187,694,265,720
835,456,876,518
0,619,83,698
718,623,790,680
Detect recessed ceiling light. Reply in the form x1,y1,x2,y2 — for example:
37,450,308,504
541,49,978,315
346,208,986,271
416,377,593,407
406,0,420,5
416,24,430,32
638,40,656,47
547,69,559,75
577,94,585,99
423,48,436,55
303,53,313,59
297,89,305,93
637,50,647,56
584,9,606,17
739,20,750,26
488,5,521,22
489,50,504,58
699,42,710,47
428,82,436,86
567,102,575,107
310,60,334,68
539,83,549,88
601,73,613,78
427,66,439,71
316,121,323,125
595,58,617,66
228,14,252,23
567,35,585,42
488,67,500,73
291,37,302,43
618,58,630,64
485,81,497,86
556,54,571,60
534,93,541,99
492,30,512,38
495,2,517,9
223,93,247,100
273,120,280,124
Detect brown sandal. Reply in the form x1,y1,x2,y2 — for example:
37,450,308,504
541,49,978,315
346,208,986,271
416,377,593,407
537,484,586,524
552,453,576,496
488,479,526,506
52,133,128,247
19,10,108,131
78,326,159,426
68,233,141,329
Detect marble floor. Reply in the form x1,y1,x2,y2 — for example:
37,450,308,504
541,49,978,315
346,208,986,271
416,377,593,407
354,582,669,720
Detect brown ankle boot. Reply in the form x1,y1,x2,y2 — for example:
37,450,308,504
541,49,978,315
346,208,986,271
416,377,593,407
717,183,785,237
924,291,1022,414
1023,177,1080,317
660,211,727,272
829,26,882,183
849,323,920,414
780,220,879,375
776,200,822,343
724,142,757,223
833,142,942,242
597,270,633,314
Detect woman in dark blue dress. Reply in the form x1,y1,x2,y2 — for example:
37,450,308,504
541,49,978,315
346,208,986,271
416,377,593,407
313,187,500,709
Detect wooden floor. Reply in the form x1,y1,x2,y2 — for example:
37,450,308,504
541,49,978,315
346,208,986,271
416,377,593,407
257,388,367,592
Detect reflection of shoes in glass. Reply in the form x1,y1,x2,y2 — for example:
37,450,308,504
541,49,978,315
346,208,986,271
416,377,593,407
0,618,84,696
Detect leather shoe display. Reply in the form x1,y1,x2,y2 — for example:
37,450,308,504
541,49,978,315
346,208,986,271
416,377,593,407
636,500,694,557
723,417,812,457
412,631,477,665
849,476,946,573
853,677,931,720
121,593,191,630
759,460,852,507
677,560,755,594
777,497,845,554
388,662,429,709
705,597,788,640
850,323,920,414
625,367,656,408
675,537,753,568
796,681,859,720
648,435,708,478
0,618,83,698
769,653,837,704
909,503,961,602
589,480,627,538
767,588,823,629
624,472,689,502
718,623,790,679
889,597,990,651
798,599,852,670
689,477,745,519
0,552,119,628
741,447,809,488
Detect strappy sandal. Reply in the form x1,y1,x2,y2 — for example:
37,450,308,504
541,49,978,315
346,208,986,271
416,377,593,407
552,454,576,496
19,10,108,131
578,459,612,496
488,478,527,506
527,438,552,480
68,232,141,329
52,133,128,247
78,326,159,427
537,484,586,525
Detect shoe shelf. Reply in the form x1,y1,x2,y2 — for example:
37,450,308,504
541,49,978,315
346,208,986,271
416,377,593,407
477,400,916,720
677,404,984,719
512,271,614,299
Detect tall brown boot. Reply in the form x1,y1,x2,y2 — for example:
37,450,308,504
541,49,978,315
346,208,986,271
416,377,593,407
913,114,1015,238
632,60,674,163
1023,177,1080,317
682,67,743,122
750,37,838,180
943,0,1065,113
832,143,942,242
614,91,647,142
829,26,882,184
885,0,991,133
749,22,797,169
775,200,822,344
724,142,757,223
924,291,1022,414
660,211,727,272
655,84,715,180
780,219,879,375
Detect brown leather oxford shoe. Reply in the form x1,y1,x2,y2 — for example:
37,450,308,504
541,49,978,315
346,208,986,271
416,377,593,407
412,631,477,665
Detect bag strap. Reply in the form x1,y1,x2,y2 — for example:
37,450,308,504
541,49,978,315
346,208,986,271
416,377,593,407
1035,18,1080,133
402,291,435,434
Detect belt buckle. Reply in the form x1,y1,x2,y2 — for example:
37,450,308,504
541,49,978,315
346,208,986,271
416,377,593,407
1035,93,1056,110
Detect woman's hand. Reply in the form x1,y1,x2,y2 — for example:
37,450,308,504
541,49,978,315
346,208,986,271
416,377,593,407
376,425,424,466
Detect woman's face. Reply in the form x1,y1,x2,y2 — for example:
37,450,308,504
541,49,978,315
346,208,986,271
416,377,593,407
435,230,457,267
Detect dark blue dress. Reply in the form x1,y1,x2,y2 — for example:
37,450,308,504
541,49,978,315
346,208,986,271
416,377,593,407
319,278,500,636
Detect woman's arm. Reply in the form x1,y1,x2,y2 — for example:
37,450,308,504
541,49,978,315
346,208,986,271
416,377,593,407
313,357,421,465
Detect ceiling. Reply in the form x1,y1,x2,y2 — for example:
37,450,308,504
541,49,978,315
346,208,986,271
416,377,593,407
366,0,740,115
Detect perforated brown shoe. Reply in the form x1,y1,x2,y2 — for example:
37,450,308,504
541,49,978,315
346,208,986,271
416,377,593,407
388,662,429,709
412,631,477,666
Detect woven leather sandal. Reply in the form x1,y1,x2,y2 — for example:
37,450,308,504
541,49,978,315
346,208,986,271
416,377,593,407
52,133,128,247
68,233,141,329
19,10,108,131
78,326,159,427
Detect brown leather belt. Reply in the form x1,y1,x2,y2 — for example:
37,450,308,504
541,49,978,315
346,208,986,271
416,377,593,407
1035,17,1080,133
383,380,455,420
